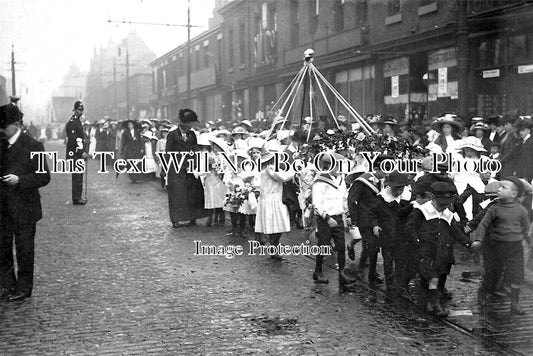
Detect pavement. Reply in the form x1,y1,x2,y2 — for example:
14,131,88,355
0,141,531,355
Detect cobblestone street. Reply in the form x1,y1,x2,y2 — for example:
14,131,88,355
0,142,525,355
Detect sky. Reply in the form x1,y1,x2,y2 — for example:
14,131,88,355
0,0,216,118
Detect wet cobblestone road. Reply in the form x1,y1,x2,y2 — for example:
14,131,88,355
0,142,517,355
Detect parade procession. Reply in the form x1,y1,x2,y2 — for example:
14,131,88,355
3,0,533,354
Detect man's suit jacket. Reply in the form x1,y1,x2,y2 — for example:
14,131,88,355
0,133,50,223
515,136,533,182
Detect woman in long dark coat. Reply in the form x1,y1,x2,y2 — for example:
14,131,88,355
120,120,144,183
166,109,208,227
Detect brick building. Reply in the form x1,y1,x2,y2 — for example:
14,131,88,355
150,0,533,124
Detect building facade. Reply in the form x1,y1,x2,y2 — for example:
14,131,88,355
150,0,533,124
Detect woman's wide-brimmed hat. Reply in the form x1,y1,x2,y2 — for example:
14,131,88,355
247,136,266,150
121,119,140,129
260,139,284,163
431,114,462,132
208,136,230,152
231,126,250,137
214,129,231,137
197,132,213,146
455,136,487,152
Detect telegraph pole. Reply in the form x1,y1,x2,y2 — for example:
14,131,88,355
113,58,118,121
11,44,16,96
187,0,191,107
126,45,130,119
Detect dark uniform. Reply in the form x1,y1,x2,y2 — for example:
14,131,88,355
0,103,50,301
65,101,86,204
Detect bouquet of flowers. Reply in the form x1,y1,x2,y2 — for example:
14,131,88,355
300,129,428,161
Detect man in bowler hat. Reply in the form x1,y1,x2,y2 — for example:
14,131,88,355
0,103,50,301
65,100,88,205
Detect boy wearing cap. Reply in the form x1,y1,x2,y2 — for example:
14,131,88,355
369,172,411,292
473,177,531,314
405,182,472,316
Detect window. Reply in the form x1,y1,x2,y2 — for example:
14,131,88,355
334,0,344,32
204,45,210,68
492,37,506,66
356,0,368,26
239,21,246,65
388,0,401,16
195,48,200,71
510,34,527,63
309,0,319,35
268,4,277,30
478,41,489,67
228,27,234,68
290,0,299,46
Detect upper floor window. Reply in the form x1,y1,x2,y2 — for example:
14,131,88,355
228,27,234,68
334,0,344,32
290,0,299,46
309,0,319,35
204,45,210,68
239,21,246,65
388,0,401,16
355,0,368,26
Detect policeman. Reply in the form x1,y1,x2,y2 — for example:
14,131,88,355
65,100,88,205
0,103,50,301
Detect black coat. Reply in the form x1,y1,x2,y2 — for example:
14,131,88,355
514,136,533,181
369,196,412,246
0,133,50,223
165,128,207,222
347,177,380,229
405,204,470,279
499,131,517,177
95,128,109,152
120,129,143,159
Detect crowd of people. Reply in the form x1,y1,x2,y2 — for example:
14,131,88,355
66,106,533,317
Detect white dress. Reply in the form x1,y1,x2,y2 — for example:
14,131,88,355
204,153,227,209
143,138,157,173
255,165,294,234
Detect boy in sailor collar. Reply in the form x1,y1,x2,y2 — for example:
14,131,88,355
369,172,411,292
405,182,472,317
311,152,356,287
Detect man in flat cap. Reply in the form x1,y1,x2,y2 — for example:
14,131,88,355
0,103,50,301
165,109,208,227
65,100,88,205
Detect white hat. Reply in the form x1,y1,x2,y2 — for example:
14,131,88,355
455,136,487,152
234,138,248,150
208,136,230,152
276,129,294,141
197,132,213,146
247,136,265,150
240,119,253,128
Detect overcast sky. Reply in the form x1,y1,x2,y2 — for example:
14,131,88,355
0,0,216,115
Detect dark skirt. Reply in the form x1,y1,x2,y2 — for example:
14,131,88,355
167,174,209,222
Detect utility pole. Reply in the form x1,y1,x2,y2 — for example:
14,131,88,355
113,58,118,121
457,0,469,117
126,45,130,120
187,0,191,108
11,44,16,96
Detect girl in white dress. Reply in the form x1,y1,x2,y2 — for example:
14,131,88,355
199,133,227,226
255,150,294,259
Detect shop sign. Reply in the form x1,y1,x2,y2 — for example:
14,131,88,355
428,47,456,70
391,75,399,98
518,64,533,74
383,57,409,77
482,69,500,78
438,67,448,97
